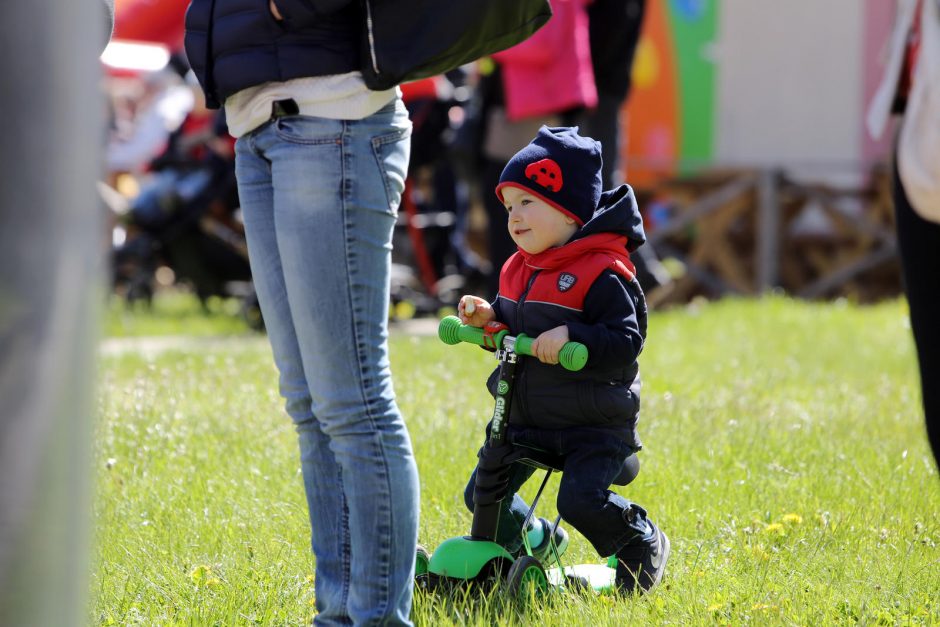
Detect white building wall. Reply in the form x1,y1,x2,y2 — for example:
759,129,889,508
714,0,865,178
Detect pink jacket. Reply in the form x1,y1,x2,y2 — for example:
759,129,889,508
493,0,597,121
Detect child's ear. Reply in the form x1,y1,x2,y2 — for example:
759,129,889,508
564,215,576,225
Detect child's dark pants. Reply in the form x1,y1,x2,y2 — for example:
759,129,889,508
463,425,647,557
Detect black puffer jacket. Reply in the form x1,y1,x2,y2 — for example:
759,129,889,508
184,0,360,108
488,184,648,448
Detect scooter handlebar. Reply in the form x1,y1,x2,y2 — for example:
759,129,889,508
437,316,588,372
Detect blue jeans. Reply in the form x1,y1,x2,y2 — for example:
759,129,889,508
235,99,420,626
463,426,644,557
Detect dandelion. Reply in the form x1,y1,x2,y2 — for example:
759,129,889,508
782,513,803,525
205,578,221,588
190,565,211,582
764,523,786,536
752,545,770,561
707,603,724,612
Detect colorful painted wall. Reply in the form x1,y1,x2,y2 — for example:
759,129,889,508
624,0,716,185
623,0,896,186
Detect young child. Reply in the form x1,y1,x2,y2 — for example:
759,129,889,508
458,126,669,593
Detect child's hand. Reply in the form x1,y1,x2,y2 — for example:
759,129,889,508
531,325,570,365
458,295,495,327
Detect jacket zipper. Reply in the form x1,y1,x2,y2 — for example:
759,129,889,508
363,0,380,75
516,271,540,424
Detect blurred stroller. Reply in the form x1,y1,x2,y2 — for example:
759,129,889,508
108,108,263,330
391,71,488,319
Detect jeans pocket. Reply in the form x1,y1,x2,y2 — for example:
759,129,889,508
273,116,343,146
371,125,411,215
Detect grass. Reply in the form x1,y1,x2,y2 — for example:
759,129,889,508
92,296,940,625
103,290,256,338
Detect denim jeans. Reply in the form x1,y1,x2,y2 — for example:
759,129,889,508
463,425,643,557
235,99,420,626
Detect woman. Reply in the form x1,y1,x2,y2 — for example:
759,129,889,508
184,1,420,623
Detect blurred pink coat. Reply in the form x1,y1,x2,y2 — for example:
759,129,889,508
493,0,597,121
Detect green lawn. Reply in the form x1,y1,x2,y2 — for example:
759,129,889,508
104,291,257,338
92,297,940,625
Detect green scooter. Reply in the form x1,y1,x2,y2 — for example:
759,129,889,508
417,316,635,597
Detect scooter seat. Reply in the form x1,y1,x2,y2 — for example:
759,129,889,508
513,444,639,487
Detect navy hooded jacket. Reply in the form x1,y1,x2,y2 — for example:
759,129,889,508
184,0,361,108
488,184,648,449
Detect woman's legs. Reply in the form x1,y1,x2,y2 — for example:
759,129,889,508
235,101,420,625
893,156,940,470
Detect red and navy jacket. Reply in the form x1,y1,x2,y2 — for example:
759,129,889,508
487,184,648,448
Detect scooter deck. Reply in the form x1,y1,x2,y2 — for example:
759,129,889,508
546,563,617,594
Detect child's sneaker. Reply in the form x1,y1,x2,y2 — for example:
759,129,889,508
614,521,669,594
525,517,569,562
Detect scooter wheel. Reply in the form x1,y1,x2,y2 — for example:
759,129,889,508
506,555,548,600
415,545,431,590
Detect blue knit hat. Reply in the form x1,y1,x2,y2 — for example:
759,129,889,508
495,126,603,226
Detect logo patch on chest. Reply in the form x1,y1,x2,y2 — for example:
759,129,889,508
557,272,577,292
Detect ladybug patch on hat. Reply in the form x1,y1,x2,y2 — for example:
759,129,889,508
557,272,577,292
525,159,563,192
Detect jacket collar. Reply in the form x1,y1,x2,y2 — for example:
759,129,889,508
518,233,630,271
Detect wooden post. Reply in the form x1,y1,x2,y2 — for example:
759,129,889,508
756,169,781,291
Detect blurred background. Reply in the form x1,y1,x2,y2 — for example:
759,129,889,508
98,0,902,328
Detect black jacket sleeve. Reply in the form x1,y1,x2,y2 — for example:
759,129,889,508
564,270,645,371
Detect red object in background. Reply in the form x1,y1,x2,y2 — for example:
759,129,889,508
400,77,442,104
113,0,189,49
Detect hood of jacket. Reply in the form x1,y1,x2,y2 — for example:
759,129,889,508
569,183,646,252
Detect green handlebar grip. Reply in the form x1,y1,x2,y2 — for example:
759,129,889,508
559,342,589,371
437,316,465,345
438,316,509,347
514,334,588,372
438,316,588,371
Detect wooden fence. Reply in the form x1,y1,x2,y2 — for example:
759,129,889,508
635,164,900,305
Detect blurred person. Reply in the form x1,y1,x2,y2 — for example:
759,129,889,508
457,127,669,593
106,67,194,177
183,0,420,623
868,0,940,470
129,70,236,231
576,0,671,295
0,2,110,625
396,74,486,305
577,0,644,192
475,0,597,299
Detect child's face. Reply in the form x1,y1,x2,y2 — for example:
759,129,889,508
502,186,578,255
